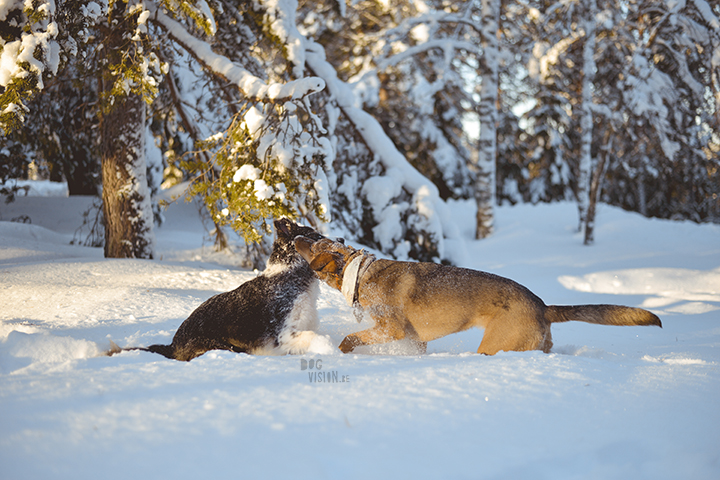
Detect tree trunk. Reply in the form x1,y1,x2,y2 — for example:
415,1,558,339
637,168,647,217
100,93,155,259
99,3,155,259
584,136,611,245
62,145,99,196
475,0,500,240
576,0,597,233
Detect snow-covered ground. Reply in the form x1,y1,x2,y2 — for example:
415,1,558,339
1,185,719,479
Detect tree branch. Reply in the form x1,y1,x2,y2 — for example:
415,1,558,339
147,4,325,104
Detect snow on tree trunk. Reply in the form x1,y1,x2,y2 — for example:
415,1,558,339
100,92,156,259
577,0,597,235
99,4,155,259
475,0,500,240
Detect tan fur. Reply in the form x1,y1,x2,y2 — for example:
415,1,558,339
294,237,662,355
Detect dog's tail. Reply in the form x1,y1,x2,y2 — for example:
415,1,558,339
545,304,661,328
103,340,178,359
135,344,177,359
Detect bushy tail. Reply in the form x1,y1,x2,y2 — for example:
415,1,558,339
545,304,661,328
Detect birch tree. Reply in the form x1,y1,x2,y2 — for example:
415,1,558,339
528,0,613,243
474,0,500,239
577,0,597,243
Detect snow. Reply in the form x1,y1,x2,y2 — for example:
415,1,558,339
253,179,275,200
0,0,58,90
243,105,265,135
0,0,20,20
233,164,261,182
692,0,720,29
305,42,454,258
149,4,324,102
1,189,719,479
79,1,105,22
0,179,69,197
261,0,307,78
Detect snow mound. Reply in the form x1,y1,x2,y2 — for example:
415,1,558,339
0,331,99,374
0,221,69,244
641,355,709,366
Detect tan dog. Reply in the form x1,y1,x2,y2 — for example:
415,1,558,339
293,236,662,355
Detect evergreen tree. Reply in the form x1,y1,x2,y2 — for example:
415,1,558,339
522,0,583,206
293,0,480,260
3,0,717,263
616,0,720,223
16,62,100,196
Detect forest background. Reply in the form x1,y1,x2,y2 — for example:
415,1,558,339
1,0,718,264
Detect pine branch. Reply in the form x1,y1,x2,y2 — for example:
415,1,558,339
146,4,324,104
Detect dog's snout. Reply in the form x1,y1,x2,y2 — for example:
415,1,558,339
294,236,313,255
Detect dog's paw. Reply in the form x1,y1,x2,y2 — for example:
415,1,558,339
307,334,334,355
279,331,333,355
338,336,359,354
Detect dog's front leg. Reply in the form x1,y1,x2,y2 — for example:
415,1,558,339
338,323,406,353
338,334,364,353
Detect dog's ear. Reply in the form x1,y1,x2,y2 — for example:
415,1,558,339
275,218,292,237
309,252,342,273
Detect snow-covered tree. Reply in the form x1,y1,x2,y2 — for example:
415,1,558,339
97,1,154,258
576,0,597,242
474,0,499,239
527,0,600,240
293,0,479,260
4,0,716,261
2,0,481,262
616,0,720,223
521,1,583,204
11,63,99,196
1,0,332,260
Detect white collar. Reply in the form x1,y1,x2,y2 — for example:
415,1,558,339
340,252,376,313
341,255,363,306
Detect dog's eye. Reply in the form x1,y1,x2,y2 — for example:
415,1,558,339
336,237,345,244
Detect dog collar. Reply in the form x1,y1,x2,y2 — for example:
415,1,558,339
341,251,375,321
341,255,362,305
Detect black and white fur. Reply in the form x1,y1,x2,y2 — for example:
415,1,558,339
127,218,325,361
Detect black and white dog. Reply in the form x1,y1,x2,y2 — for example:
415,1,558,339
125,218,327,361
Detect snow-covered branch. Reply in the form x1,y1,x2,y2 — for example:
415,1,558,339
305,42,463,261
0,0,60,130
383,10,490,43
147,4,324,103
257,0,307,78
375,39,479,71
